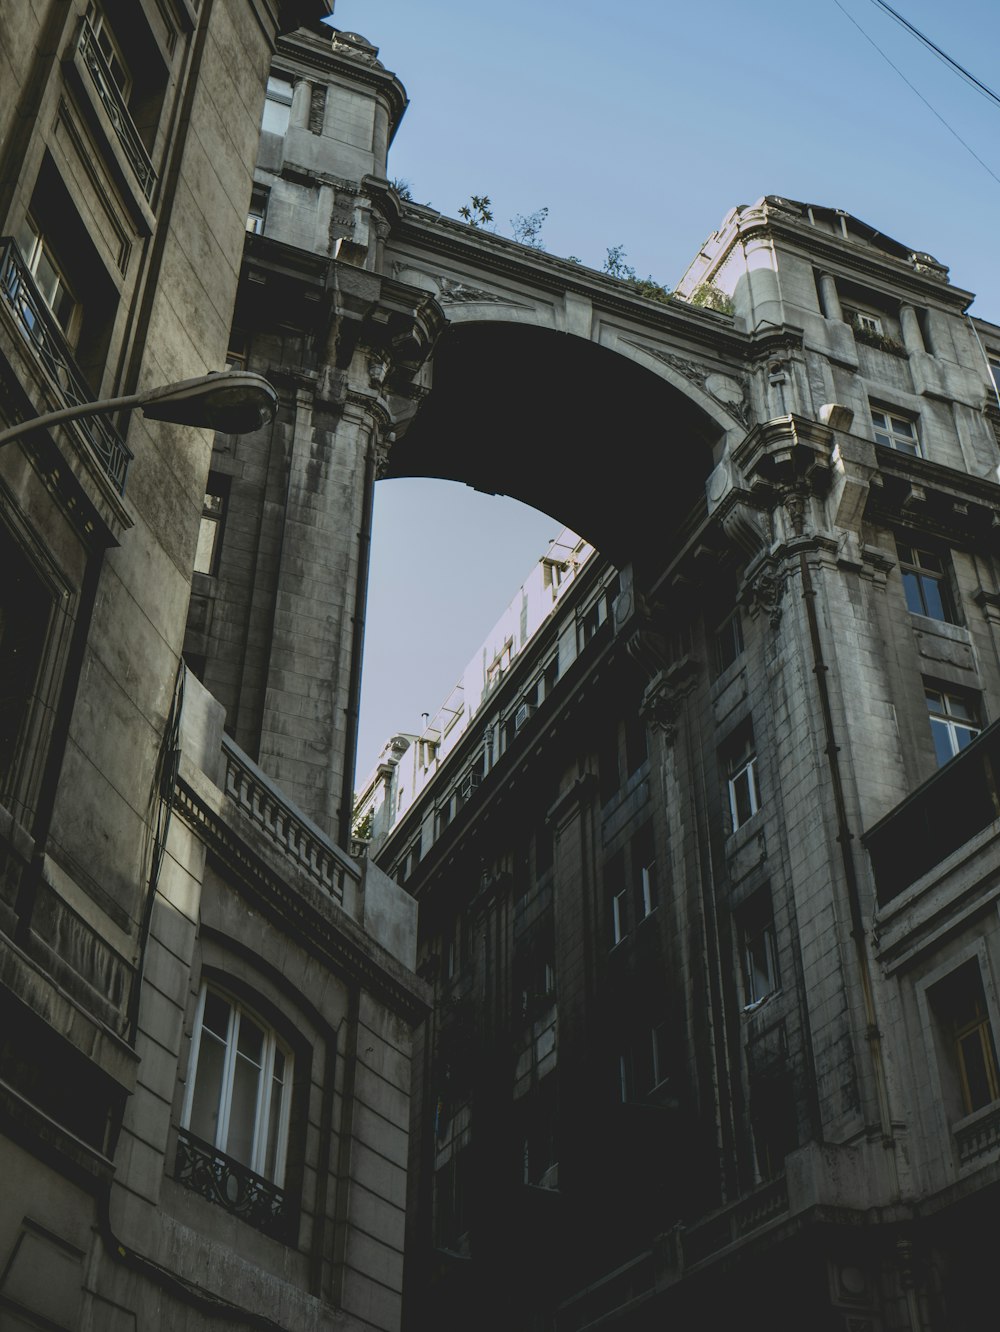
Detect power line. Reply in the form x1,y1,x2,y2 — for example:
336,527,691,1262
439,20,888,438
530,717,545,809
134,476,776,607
867,0,1000,112
832,0,1000,188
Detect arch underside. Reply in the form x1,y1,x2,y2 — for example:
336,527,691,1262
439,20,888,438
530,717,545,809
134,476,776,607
386,323,726,579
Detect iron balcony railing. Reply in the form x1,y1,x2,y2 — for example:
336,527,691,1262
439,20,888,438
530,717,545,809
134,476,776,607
78,17,157,201
864,717,1000,907
174,1128,289,1239
0,237,132,494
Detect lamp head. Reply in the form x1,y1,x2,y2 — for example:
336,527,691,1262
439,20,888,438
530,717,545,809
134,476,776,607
140,371,278,434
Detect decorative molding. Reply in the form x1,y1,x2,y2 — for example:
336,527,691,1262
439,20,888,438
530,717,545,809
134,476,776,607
625,340,752,428
436,276,532,308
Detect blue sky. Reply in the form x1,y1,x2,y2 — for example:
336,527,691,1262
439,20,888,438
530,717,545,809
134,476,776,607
340,0,1000,784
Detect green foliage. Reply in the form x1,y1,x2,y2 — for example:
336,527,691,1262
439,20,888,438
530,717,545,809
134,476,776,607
689,282,734,315
353,808,373,840
849,315,907,357
458,194,494,228
390,177,414,201
511,206,548,249
602,245,671,303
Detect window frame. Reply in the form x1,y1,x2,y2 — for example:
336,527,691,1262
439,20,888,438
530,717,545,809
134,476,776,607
738,890,780,1008
924,686,981,767
181,984,293,1188
897,542,958,623
871,405,920,457
262,75,294,136
193,475,228,577
726,730,761,832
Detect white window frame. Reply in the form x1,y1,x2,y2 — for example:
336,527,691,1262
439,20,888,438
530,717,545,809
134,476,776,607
925,687,981,766
86,1,132,99
727,736,760,831
16,215,79,340
262,75,293,135
181,985,292,1187
871,406,920,457
611,886,628,946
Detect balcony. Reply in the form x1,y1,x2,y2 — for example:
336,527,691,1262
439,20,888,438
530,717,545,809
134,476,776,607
77,17,157,202
0,237,132,494
174,1128,289,1239
864,718,1000,907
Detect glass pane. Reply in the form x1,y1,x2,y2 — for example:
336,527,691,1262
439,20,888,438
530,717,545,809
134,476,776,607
946,694,974,721
955,723,979,751
959,1029,994,1111
901,571,924,615
202,990,231,1039
237,1013,264,1065
189,1029,226,1143
227,1050,262,1166
919,575,946,621
930,717,955,767
261,99,290,136
193,516,219,574
892,418,915,438
871,411,887,430
264,1074,285,1181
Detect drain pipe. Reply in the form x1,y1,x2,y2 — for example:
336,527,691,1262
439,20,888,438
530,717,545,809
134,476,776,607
796,540,922,1330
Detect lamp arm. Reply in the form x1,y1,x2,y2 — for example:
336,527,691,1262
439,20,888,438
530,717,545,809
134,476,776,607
0,393,145,449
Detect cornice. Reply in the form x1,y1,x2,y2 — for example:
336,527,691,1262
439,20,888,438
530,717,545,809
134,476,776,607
720,212,975,313
274,28,408,131
174,777,430,1023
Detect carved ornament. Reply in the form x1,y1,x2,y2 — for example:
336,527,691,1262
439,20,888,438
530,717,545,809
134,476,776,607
624,340,752,428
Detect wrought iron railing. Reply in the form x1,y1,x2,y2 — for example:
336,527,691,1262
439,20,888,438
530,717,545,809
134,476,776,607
222,736,350,902
0,237,131,494
78,18,157,201
174,1128,289,1238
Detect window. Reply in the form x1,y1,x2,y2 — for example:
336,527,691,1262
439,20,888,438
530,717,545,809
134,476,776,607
0,526,52,802
605,851,627,948
988,354,1000,398
871,407,920,457
897,543,957,623
854,311,883,336
726,729,760,830
181,986,292,1186
15,214,79,341
738,890,779,1007
246,185,269,235
435,1146,470,1246
262,75,293,135
86,1,131,98
714,607,745,675
632,823,657,920
618,1023,669,1102
930,961,1000,1116
193,477,227,575
925,687,980,766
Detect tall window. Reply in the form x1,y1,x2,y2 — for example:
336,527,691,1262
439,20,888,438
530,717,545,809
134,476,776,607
15,215,78,340
871,407,920,457
632,823,658,920
930,961,1000,1116
86,1,131,98
618,1023,668,1102
0,526,52,799
897,543,957,622
193,477,227,575
182,986,292,1186
725,729,760,830
605,851,628,948
714,607,745,675
925,687,980,766
262,76,293,135
738,890,779,1007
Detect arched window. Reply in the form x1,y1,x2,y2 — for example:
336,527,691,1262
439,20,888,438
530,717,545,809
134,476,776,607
181,985,292,1187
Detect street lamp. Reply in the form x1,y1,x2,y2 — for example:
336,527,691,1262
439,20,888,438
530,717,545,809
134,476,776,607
0,370,279,448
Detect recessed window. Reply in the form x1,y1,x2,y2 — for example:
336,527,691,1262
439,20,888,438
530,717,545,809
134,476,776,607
897,543,957,623
180,986,292,1191
725,729,760,831
0,526,53,803
435,1146,470,1246
854,311,883,335
988,354,1000,397
632,823,657,920
262,76,293,136
246,185,269,235
738,890,779,1008
925,687,980,766
930,961,1000,1116
86,1,131,98
618,1023,669,1102
193,476,228,575
714,607,745,675
872,407,920,457
605,851,627,948
15,214,79,341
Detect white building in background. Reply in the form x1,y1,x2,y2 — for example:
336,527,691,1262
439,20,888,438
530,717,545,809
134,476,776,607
353,530,592,852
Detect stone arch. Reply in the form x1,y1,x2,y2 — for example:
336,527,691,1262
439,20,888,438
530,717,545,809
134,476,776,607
386,320,736,581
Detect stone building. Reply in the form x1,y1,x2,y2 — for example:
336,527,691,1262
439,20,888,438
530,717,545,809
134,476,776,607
0,5,427,1331
360,196,1000,1329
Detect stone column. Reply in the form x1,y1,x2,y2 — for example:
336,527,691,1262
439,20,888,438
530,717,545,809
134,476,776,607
818,273,844,321
899,303,925,355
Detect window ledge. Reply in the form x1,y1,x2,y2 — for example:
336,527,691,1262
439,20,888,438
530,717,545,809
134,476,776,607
908,613,970,643
725,807,765,855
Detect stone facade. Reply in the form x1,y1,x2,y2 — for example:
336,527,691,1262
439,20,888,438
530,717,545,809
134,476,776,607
363,200,1000,1328
0,5,430,1331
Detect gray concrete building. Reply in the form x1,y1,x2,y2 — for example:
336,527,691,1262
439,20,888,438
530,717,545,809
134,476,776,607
0,5,428,1331
145,14,1000,1328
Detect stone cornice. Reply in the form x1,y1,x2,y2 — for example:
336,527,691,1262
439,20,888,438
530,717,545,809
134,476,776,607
274,27,408,133
174,774,430,1023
